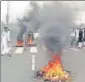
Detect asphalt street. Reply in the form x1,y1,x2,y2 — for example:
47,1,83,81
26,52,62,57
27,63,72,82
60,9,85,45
1,38,85,82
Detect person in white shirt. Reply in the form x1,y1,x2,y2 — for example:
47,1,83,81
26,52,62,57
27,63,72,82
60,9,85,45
8,29,11,42
1,27,11,55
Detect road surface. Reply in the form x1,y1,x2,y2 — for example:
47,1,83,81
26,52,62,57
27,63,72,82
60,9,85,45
1,38,85,82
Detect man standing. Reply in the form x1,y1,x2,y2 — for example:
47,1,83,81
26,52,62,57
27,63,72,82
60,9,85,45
78,28,83,48
8,29,11,42
27,30,34,45
83,28,85,46
70,28,76,47
1,27,11,55
75,28,79,47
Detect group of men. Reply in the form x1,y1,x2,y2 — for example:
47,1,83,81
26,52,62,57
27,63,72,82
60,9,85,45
1,26,85,56
70,27,85,48
1,27,11,55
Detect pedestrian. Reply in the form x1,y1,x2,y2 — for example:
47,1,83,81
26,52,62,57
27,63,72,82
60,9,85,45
70,28,76,47
29,31,34,41
27,30,34,45
75,27,79,47
78,28,83,48
8,29,11,42
1,27,11,55
83,28,85,46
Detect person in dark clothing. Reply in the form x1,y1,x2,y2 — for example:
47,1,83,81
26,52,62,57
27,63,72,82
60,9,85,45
79,29,83,42
83,28,85,41
78,29,83,48
28,31,34,41
27,30,34,45
83,28,85,46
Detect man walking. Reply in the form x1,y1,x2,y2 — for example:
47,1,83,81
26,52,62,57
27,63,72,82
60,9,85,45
78,28,83,48
1,27,11,55
70,28,76,47
75,28,79,47
83,28,85,46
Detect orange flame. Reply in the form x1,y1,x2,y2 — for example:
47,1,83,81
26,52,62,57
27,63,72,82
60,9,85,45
16,40,23,46
27,38,33,44
41,55,69,80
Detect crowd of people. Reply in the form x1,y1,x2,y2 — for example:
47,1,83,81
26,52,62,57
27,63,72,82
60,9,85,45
1,25,85,56
70,27,85,48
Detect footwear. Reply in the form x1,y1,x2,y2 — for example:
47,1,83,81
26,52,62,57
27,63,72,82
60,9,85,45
7,53,12,57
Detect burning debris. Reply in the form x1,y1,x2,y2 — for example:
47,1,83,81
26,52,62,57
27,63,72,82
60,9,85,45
26,30,34,45
16,39,23,47
15,1,75,81
34,1,75,82
16,18,27,47
35,55,72,82
16,1,40,47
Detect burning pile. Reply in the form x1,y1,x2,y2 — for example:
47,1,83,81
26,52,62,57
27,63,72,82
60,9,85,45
27,31,34,45
27,37,33,45
36,55,72,82
16,40,23,47
34,2,74,82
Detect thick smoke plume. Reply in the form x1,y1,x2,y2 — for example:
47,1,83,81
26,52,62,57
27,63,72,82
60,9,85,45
39,1,76,54
17,1,76,54
17,1,40,40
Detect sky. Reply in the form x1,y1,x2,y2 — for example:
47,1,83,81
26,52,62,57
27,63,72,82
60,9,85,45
1,1,31,23
1,1,85,25
1,1,46,24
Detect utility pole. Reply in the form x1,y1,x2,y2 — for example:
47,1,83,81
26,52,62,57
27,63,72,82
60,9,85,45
6,1,10,27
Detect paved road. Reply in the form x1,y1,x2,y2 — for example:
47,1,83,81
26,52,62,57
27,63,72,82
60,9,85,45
1,39,85,82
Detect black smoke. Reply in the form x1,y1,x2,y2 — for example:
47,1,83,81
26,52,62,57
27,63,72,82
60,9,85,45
17,1,40,40
17,1,76,54
38,1,76,54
